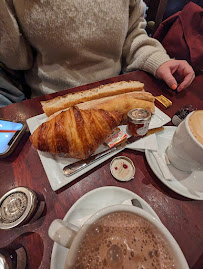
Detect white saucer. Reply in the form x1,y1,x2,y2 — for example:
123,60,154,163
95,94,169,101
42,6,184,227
145,126,203,200
50,186,160,269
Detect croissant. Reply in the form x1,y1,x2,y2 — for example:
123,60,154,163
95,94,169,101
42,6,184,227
30,106,122,159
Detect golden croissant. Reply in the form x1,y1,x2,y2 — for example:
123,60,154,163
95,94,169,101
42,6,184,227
30,106,122,159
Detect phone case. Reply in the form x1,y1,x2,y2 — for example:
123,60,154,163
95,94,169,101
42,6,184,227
0,121,27,158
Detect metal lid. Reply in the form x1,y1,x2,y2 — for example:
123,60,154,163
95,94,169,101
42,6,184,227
0,252,9,269
0,187,38,230
110,156,136,182
127,108,151,122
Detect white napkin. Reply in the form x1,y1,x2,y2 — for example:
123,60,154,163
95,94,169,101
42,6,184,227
125,133,173,181
151,151,173,181
125,134,158,152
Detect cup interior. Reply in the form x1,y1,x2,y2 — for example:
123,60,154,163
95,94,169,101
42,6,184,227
64,205,189,269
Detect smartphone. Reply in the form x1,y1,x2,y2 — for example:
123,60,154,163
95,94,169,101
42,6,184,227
0,119,27,158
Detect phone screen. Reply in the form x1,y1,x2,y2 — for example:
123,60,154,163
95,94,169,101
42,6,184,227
0,120,24,154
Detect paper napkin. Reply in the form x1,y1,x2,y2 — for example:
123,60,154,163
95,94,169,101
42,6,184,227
126,134,158,152
125,133,173,181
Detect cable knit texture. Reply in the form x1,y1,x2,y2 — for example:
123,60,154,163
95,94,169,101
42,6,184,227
0,0,170,96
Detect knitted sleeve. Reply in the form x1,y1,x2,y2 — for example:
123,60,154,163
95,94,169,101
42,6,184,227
122,0,170,76
0,0,33,70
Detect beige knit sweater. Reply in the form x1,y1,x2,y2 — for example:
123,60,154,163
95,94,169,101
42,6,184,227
0,0,170,97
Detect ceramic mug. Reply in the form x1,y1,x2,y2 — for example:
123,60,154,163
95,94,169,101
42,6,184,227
166,111,203,172
48,205,189,269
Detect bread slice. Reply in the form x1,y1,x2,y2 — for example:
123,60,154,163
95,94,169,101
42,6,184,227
47,91,155,122
41,81,144,116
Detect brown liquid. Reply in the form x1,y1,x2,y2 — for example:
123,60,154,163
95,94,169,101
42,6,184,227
188,110,203,145
69,212,176,269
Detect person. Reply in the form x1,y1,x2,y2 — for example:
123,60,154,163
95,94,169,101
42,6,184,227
0,0,195,100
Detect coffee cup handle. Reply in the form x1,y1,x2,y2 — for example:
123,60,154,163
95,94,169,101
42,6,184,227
48,219,80,248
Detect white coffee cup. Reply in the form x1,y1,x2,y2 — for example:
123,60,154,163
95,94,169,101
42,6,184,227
48,205,189,269
166,110,203,172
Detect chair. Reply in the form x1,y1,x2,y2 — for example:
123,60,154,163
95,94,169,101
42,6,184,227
145,0,203,36
145,0,168,36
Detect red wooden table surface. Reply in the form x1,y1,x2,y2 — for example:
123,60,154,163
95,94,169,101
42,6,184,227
0,71,202,269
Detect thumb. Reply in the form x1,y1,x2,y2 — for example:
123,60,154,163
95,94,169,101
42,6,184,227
158,69,178,90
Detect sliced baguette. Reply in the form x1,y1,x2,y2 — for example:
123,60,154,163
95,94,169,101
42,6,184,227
47,91,155,121
41,81,144,116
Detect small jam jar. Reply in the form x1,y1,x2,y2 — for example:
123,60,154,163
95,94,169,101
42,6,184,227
127,108,151,137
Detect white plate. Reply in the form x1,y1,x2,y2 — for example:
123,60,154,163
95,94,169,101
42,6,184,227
149,106,171,129
145,126,203,200
50,186,161,269
27,107,171,191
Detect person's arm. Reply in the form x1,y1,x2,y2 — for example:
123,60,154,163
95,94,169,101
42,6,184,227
122,0,170,76
0,0,33,70
122,0,195,91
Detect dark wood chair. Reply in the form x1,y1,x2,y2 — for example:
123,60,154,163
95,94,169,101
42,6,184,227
145,0,168,36
145,0,203,36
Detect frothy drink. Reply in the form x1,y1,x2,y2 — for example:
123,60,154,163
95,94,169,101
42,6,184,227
69,212,176,269
188,110,203,145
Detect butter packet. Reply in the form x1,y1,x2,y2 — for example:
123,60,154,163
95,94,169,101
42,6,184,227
155,95,172,109
105,128,127,148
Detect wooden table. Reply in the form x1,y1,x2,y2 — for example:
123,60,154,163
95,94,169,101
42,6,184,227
0,71,202,269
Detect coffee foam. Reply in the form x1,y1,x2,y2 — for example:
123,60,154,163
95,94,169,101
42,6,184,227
69,212,176,269
188,110,203,145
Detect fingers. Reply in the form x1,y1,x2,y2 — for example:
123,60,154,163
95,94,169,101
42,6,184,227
176,63,195,91
157,67,178,90
177,73,195,91
156,60,195,92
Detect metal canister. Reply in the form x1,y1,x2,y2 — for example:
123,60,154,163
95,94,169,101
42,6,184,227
0,187,38,230
0,246,26,269
127,108,151,137
172,105,196,126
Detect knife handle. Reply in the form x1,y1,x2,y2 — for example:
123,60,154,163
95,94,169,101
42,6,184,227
63,146,120,177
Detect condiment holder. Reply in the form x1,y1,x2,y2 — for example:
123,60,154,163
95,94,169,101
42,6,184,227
0,245,27,269
0,187,45,230
127,108,151,137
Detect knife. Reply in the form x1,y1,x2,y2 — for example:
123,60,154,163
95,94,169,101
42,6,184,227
63,136,141,177
63,127,164,177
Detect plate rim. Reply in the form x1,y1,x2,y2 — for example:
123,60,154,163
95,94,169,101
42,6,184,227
145,126,203,200
63,186,160,221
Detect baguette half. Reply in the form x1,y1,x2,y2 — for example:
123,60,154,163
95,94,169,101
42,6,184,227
47,91,155,121
41,81,144,116
78,92,155,120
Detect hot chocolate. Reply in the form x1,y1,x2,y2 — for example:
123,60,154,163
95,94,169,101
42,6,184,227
69,211,176,269
188,110,203,145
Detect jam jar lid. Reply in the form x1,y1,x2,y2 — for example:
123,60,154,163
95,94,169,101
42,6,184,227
127,108,151,122
110,156,136,182
0,187,38,230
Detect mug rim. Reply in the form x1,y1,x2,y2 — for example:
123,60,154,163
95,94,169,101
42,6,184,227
65,204,189,268
185,111,203,149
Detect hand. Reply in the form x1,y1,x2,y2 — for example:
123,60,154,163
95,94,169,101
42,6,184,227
156,60,195,92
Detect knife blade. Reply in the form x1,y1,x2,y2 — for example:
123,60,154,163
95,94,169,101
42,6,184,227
63,127,164,177
63,136,143,177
